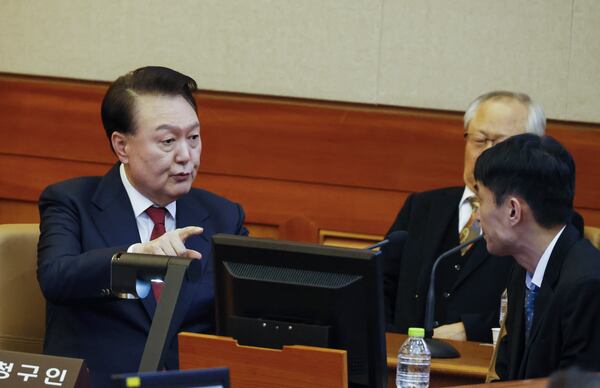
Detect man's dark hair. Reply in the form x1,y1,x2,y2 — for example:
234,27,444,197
101,66,198,148
474,133,575,228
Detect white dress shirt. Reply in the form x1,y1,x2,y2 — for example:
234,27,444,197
119,163,176,243
525,225,566,291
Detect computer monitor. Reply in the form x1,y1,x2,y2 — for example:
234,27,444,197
212,234,387,388
112,367,229,388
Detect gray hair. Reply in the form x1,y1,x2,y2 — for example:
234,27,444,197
463,91,546,136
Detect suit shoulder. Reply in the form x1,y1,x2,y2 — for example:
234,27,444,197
188,188,241,210
386,186,462,233
407,186,464,204
41,176,103,200
560,239,600,285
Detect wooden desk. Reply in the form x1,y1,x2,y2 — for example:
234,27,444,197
179,333,348,388
180,331,492,387
386,333,494,388
450,378,547,387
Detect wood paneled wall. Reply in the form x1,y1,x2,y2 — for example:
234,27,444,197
1,74,599,246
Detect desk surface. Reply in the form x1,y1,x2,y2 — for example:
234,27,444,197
386,333,494,387
451,378,547,387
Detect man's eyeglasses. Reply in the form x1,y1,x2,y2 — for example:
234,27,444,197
464,132,506,149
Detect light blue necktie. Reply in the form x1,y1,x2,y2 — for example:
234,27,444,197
524,285,538,342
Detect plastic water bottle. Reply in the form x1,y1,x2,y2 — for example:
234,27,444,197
396,327,431,388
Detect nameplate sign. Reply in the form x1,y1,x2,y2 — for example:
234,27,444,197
0,350,89,388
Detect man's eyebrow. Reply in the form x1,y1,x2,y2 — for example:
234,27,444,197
470,129,490,136
155,122,200,131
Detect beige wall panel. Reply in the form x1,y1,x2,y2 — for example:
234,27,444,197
0,0,383,103
1,0,599,122
566,0,600,123
378,0,572,119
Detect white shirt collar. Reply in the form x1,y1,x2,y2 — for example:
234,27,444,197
119,163,176,219
525,225,566,290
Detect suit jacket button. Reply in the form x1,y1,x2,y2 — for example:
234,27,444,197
443,291,451,298
415,294,419,299
433,320,439,327
454,264,461,271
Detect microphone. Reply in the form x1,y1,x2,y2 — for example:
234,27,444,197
423,234,484,358
365,230,408,251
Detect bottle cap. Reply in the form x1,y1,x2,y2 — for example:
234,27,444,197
408,327,425,337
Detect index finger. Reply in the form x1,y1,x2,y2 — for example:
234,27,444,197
176,226,204,241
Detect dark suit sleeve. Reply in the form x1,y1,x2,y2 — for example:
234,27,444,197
37,185,126,304
235,203,249,237
559,278,600,371
381,194,414,326
494,266,519,381
462,311,498,343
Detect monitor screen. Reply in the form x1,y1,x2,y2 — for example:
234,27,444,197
111,367,229,388
212,234,387,388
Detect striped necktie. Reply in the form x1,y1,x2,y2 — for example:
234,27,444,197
459,196,480,255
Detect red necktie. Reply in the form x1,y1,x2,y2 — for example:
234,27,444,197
146,207,167,301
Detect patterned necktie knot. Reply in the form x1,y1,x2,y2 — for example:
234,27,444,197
469,196,480,213
460,196,481,255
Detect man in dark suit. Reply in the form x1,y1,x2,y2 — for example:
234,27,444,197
382,91,548,342
475,134,600,379
37,67,247,387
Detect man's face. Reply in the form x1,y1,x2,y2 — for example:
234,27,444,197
120,94,201,206
463,99,528,191
475,183,514,256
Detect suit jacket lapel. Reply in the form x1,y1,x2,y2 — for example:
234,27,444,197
167,192,212,329
91,164,141,248
175,192,211,262
422,188,462,266
90,164,156,319
509,266,528,379
416,188,462,291
451,239,490,290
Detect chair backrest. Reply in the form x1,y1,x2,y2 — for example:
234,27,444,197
0,224,44,353
584,226,600,250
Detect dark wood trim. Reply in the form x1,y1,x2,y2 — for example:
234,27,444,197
1,74,599,243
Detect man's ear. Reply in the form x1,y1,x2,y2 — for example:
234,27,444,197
507,196,522,225
111,131,129,164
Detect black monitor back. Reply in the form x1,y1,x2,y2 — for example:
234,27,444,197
212,234,387,388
